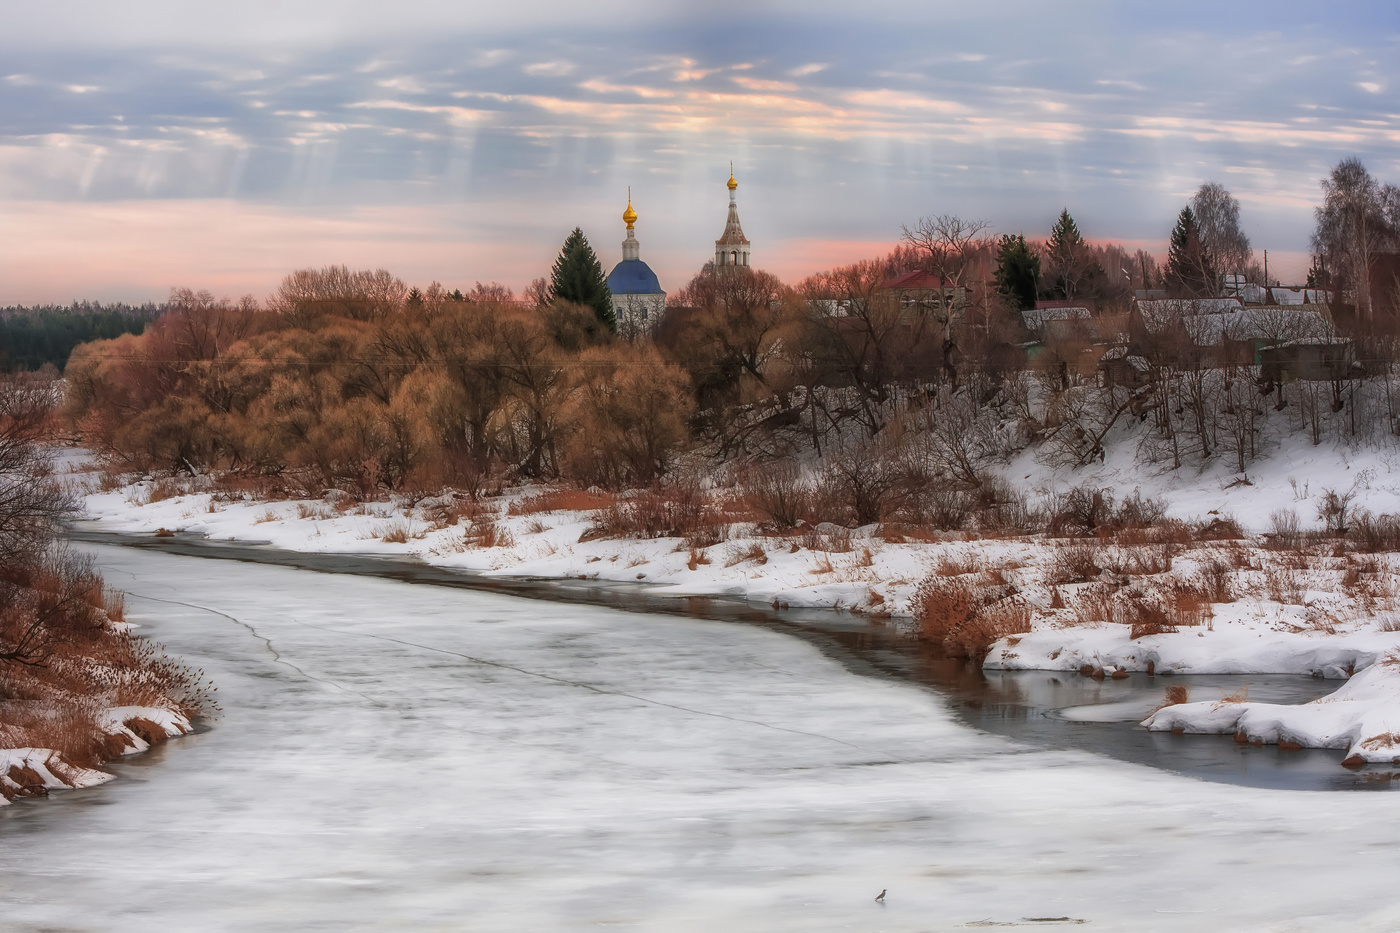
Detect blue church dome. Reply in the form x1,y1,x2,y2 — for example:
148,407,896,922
607,259,664,296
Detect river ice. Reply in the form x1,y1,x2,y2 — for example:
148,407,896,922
2,544,1399,931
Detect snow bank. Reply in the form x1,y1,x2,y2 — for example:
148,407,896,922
76,481,952,619
0,748,112,804
1144,655,1400,765
987,625,1396,679
0,707,191,806
99,705,193,754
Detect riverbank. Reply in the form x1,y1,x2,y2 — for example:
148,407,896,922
69,447,1400,768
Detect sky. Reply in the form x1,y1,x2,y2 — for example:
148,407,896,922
1,1,1398,304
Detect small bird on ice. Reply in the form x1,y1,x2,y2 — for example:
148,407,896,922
875,890,886,903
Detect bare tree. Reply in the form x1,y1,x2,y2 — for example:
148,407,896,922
0,377,73,569
901,214,994,288
1311,158,1397,318
1191,182,1253,276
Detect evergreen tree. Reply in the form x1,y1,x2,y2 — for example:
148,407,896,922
549,228,615,332
1166,206,1214,296
1045,209,1099,299
993,233,1040,310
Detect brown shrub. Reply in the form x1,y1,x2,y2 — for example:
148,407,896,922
1048,542,1102,584
1124,589,1176,639
379,520,410,544
1349,511,1400,553
1101,544,1174,576
1170,580,1214,628
588,484,737,547
1201,558,1234,602
799,526,853,553
1195,515,1245,541
1264,565,1305,604
736,459,812,530
1072,586,1116,624
912,576,1030,660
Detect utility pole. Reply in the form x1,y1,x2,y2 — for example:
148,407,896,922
1264,249,1269,287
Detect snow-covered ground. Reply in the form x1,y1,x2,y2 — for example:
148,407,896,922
4,541,1399,931
67,439,1400,767
1000,425,1400,534
1145,656,1400,766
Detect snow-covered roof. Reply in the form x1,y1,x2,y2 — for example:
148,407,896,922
1138,302,1330,348
1269,287,1330,306
1021,306,1090,333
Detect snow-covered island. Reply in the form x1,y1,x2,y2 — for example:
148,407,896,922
74,433,1400,770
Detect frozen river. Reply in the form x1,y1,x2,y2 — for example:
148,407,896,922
3,543,1400,931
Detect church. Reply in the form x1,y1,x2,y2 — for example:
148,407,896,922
606,166,752,337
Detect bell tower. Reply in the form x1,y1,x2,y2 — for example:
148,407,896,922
714,163,751,273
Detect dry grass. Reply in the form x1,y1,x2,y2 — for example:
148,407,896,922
1201,558,1234,602
1215,686,1250,707
377,519,412,544
1048,542,1101,584
144,477,189,504
508,488,617,515
800,526,853,553
1101,543,1174,576
877,523,945,544
935,553,983,577
464,517,513,548
1264,565,1306,604
0,556,212,775
724,543,768,567
1148,684,1191,715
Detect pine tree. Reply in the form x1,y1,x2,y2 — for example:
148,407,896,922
549,228,615,332
1166,206,1214,297
993,233,1040,311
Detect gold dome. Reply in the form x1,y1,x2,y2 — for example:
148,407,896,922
623,187,637,227
726,163,738,190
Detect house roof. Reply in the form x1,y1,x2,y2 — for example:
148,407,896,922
1022,306,1091,333
1269,287,1330,306
1137,303,1331,347
882,271,952,290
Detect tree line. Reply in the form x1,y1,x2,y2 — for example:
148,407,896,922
62,157,1400,505
0,302,161,372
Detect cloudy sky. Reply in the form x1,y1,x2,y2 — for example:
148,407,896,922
1,1,1397,303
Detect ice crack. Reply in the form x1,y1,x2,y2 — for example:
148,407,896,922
289,618,884,755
